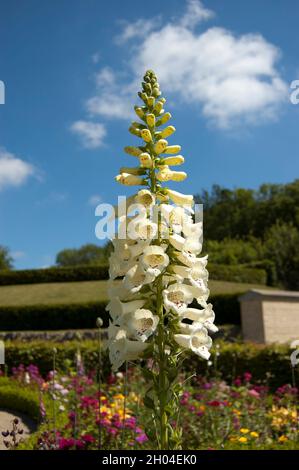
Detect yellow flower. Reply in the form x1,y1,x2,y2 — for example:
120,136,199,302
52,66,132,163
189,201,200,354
278,435,288,443
115,173,146,186
113,393,125,400
140,129,152,143
139,153,152,168
160,125,176,138
156,112,171,126
238,437,247,443
250,432,259,438
134,106,144,119
164,145,181,155
156,167,187,182
166,189,193,206
147,96,155,107
154,139,168,154
232,408,241,416
240,428,250,434
161,155,184,166
146,114,155,127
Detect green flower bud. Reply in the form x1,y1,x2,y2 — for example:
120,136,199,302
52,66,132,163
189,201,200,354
140,129,152,143
124,146,143,157
144,82,152,94
129,126,141,137
156,112,171,126
134,106,145,119
152,87,161,98
154,139,168,154
146,114,156,127
139,91,148,102
161,126,176,138
119,166,146,175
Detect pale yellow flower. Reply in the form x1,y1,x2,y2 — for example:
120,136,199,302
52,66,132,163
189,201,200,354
240,428,250,434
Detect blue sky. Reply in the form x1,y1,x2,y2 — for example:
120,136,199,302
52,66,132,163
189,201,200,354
0,0,298,269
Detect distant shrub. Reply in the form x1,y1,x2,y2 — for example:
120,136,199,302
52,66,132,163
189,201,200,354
0,301,109,331
2,340,297,390
0,292,243,332
0,265,108,286
209,263,267,285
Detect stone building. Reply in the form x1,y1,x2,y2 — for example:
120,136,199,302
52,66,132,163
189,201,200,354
239,289,299,344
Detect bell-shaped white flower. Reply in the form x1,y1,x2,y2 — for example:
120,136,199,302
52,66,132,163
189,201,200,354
124,264,156,294
156,166,187,182
161,155,184,166
182,221,203,239
108,250,136,280
166,189,194,206
127,218,158,242
106,297,146,322
174,326,212,360
140,245,169,277
161,205,192,234
109,327,148,370
163,283,194,315
115,173,146,186
135,189,155,208
179,305,218,333
139,152,152,168
120,308,159,342
107,279,132,301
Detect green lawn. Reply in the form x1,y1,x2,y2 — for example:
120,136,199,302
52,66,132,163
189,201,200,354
0,279,272,307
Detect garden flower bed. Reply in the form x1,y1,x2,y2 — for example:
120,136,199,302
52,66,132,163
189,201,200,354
0,364,298,450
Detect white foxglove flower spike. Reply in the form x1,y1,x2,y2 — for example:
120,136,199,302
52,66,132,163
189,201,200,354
107,69,216,449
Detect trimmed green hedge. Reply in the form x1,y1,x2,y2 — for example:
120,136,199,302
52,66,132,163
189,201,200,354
0,301,110,331
0,293,241,331
208,263,267,284
2,340,110,377
0,379,40,421
0,263,266,286
2,340,298,389
190,340,299,389
0,265,108,286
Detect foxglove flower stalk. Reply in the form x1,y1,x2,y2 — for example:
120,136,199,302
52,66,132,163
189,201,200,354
107,70,217,449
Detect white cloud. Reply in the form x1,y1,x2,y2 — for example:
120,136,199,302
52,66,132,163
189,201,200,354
70,120,106,148
115,18,159,44
180,0,214,29
133,25,288,127
88,194,102,206
86,68,134,120
78,0,288,130
0,148,36,190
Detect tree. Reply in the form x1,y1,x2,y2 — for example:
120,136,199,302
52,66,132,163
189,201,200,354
0,246,13,270
264,222,299,290
56,242,112,267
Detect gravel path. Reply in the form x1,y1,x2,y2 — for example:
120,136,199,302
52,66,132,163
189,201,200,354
0,409,35,450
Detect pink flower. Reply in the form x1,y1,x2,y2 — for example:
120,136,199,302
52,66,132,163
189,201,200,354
248,389,260,398
243,372,252,383
136,433,148,444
